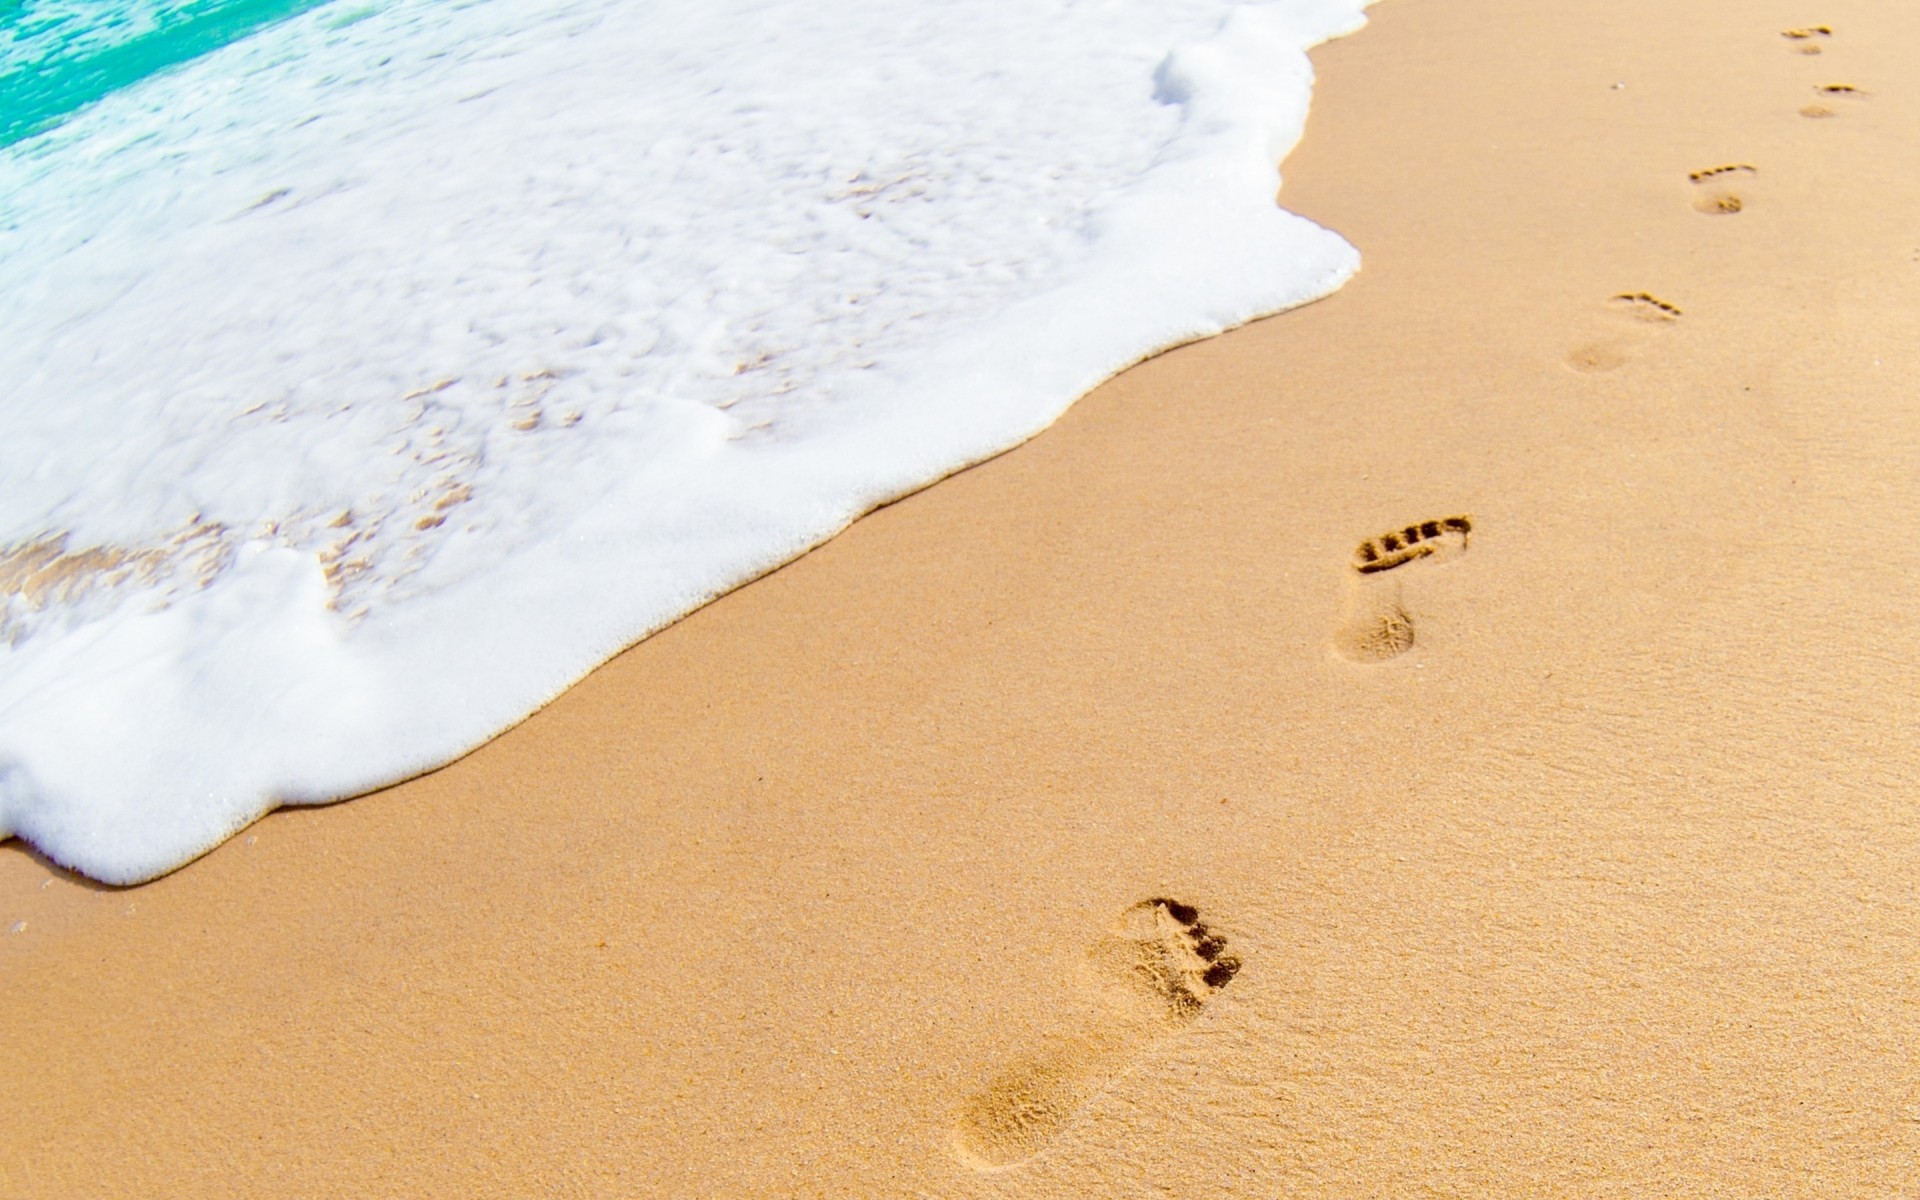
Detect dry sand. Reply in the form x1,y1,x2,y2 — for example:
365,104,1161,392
8,0,1920,1194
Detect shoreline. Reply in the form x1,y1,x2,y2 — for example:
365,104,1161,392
1,0,1369,888
10,0,1920,1193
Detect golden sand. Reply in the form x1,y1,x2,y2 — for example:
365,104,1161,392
7,0,1920,1193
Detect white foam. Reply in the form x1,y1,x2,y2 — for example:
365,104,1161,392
0,0,1372,882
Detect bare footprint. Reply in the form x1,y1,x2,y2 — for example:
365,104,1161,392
1781,25,1831,53
1689,164,1756,215
1334,516,1471,662
1351,515,1472,576
1336,589,1417,662
1605,291,1683,323
1802,83,1866,119
1567,291,1684,373
953,898,1241,1169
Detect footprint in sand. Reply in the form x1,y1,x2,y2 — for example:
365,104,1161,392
1333,515,1471,662
1781,25,1831,54
1566,291,1684,373
1605,291,1684,323
1689,163,1757,215
1802,82,1866,119
953,897,1242,1169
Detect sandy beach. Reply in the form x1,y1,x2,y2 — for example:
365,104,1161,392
8,0,1920,1193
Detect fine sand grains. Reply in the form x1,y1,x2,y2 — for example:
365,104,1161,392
10,1,1920,1196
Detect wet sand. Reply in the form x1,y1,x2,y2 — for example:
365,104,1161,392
8,0,1920,1194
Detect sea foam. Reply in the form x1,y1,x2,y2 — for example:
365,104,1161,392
0,0,1372,883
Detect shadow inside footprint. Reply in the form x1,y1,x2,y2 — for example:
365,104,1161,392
1352,515,1471,575
953,898,1241,1169
1606,291,1682,322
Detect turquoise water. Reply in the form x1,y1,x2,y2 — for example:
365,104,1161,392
0,0,341,147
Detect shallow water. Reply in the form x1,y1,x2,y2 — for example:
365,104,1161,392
0,0,339,146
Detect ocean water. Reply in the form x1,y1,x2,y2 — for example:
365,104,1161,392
0,0,1372,883
0,0,339,146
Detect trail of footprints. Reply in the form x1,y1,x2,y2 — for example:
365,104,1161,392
954,898,1241,1169
956,16,1882,1168
1787,26,1865,117
1566,21,1866,370
1687,27,1868,197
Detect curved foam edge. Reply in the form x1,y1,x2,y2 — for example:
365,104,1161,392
0,0,1372,884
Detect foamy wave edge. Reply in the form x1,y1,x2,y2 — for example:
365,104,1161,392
0,0,1372,883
